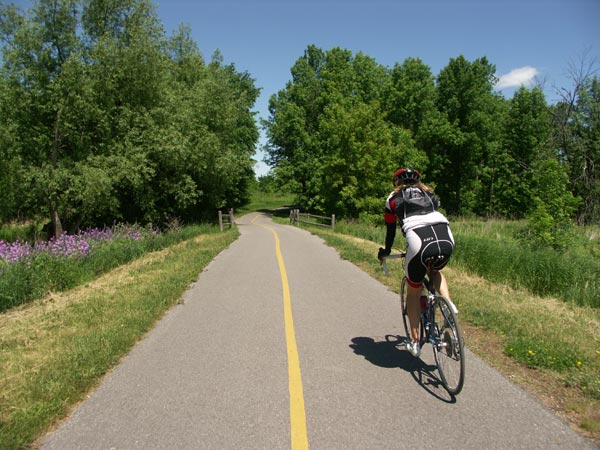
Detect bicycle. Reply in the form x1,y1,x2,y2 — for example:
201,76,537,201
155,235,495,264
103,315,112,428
381,253,465,395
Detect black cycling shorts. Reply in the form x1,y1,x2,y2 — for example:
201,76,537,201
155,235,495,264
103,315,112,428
405,223,454,288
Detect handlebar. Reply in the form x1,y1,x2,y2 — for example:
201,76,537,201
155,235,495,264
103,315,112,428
379,252,406,277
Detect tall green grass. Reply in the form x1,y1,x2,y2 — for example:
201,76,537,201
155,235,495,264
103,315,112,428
452,234,599,308
0,224,218,312
0,222,43,243
334,219,600,308
334,221,386,243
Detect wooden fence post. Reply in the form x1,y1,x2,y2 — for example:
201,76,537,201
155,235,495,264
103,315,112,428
331,214,335,230
218,211,223,231
229,209,234,226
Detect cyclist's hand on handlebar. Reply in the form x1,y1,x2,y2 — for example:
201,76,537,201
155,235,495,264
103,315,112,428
377,247,390,262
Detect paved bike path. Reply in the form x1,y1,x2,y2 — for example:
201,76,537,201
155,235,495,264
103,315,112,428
40,213,597,449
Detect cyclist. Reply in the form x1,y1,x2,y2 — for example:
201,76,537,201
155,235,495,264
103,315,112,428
377,168,455,357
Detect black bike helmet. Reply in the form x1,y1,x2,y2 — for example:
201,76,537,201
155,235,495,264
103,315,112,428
393,168,420,186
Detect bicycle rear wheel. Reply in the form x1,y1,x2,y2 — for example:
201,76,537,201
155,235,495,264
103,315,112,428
431,296,465,395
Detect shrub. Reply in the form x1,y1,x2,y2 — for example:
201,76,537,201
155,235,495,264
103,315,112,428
524,159,581,250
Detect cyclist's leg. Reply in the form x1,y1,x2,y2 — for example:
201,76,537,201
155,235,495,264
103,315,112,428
406,282,421,342
405,229,427,344
433,271,450,299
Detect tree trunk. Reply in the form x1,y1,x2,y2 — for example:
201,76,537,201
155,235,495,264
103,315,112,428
51,206,63,239
51,106,64,239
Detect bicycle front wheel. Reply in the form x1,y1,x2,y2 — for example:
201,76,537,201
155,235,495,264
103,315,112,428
432,295,465,395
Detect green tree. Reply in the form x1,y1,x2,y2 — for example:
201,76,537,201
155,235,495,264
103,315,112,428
493,86,551,217
0,0,259,230
384,57,436,138
263,46,323,203
556,76,600,225
79,0,172,225
190,54,260,214
0,72,20,223
526,158,581,249
434,55,502,216
264,45,392,216
1,0,87,236
316,100,427,218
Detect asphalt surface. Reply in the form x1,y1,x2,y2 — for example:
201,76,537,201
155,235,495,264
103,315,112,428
39,212,598,450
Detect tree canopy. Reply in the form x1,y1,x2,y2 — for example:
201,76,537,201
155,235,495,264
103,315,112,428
264,45,598,231
1,2,598,240
0,0,259,236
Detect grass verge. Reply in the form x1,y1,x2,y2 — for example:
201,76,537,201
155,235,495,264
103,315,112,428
292,223,600,442
0,227,238,450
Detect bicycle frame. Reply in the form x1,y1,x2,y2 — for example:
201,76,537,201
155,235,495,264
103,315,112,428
420,263,440,346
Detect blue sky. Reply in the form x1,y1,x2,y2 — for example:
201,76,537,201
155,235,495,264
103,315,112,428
7,0,600,176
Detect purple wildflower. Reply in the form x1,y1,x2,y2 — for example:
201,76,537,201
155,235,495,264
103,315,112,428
0,223,155,268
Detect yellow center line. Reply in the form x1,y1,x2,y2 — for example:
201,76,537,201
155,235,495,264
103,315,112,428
253,214,309,450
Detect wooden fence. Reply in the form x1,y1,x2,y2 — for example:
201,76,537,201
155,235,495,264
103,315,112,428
218,209,235,231
289,209,335,229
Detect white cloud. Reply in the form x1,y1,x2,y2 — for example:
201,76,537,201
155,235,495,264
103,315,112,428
496,66,539,89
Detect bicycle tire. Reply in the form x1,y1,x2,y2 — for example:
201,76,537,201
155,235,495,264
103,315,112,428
431,295,465,395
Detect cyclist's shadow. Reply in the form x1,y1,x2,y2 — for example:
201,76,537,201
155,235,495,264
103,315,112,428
349,336,456,403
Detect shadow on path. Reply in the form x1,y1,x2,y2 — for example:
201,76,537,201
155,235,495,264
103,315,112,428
349,335,456,403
